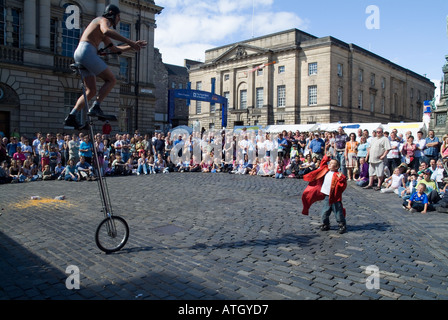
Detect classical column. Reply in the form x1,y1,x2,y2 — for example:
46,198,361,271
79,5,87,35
23,0,37,48
39,0,51,50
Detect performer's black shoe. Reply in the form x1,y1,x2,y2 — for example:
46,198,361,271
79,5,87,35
64,114,81,129
88,102,105,117
338,224,347,234
319,224,330,231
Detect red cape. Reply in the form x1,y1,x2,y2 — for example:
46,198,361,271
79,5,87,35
301,155,347,216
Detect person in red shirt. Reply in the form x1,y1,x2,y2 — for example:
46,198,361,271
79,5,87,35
102,120,112,136
301,153,348,234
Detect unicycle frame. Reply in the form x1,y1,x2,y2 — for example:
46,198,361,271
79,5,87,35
71,63,127,252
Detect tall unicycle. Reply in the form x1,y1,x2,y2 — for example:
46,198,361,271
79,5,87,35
70,61,129,254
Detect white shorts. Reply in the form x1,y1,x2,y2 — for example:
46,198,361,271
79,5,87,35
369,162,385,177
74,41,108,77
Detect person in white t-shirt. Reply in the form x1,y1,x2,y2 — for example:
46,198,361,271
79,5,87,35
380,168,405,194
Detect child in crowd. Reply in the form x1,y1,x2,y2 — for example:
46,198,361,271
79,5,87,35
403,183,432,214
274,157,285,179
355,157,369,187
381,167,405,194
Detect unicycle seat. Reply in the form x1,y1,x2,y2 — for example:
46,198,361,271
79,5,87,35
70,63,86,72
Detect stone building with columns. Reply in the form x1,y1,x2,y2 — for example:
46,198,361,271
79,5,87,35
188,29,435,130
0,0,162,138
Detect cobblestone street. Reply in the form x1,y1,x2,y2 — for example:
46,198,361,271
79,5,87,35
1,172,448,302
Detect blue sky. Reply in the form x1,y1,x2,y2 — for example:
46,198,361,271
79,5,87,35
155,0,448,96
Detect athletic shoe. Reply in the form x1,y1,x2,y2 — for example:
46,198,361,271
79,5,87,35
409,208,417,213
320,224,330,231
338,224,347,234
88,102,105,117
64,114,81,129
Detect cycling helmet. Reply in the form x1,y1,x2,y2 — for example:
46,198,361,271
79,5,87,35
103,4,120,29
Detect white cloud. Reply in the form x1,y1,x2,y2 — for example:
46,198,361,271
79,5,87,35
154,0,307,65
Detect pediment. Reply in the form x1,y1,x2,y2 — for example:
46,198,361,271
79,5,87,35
212,44,271,64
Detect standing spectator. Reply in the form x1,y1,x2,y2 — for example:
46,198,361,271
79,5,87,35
440,134,448,161
422,130,440,163
334,126,349,176
401,135,417,171
68,134,80,164
414,130,426,169
308,132,325,160
6,137,18,159
79,135,93,166
364,127,391,190
345,133,358,181
356,135,369,163
102,120,112,137
153,133,165,157
386,131,401,173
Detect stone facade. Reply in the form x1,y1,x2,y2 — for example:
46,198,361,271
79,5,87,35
0,0,163,138
188,29,435,130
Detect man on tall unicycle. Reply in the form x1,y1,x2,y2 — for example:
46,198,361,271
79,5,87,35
64,4,147,129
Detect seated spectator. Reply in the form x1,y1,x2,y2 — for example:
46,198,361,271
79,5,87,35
0,160,12,184
155,154,167,173
21,159,39,182
298,154,315,178
288,155,302,178
398,172,419,200
147,155,156,174
431,159,446,190
9,159,22,183
112,155,128,176
166,156,177,172
76,156,95,181
380,167,405,194
54,162,65,180
274,157,285,179
137,152,148,175
257,157,275,177
417,169,441,205
248,158,259,176
403,183,434,213
42,164,54,180
355,157,369,187
189,156,201,172
64,159,79,181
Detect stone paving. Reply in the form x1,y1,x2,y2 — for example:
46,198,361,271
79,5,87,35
1,172,448,301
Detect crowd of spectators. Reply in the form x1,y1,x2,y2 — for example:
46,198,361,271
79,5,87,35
1,126,447,213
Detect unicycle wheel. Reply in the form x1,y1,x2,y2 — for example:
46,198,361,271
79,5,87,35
95,216,129,253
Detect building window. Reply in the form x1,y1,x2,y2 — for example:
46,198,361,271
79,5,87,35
276,119,285,125
337,63,343,77
370,74,376,87
308,85,317,106
224,91,230,108
196,81,202,114
370,94,375,112
358,91,363,109
308,62,318,76
337,87,343,107
257,68,263,76
62,4,80,57
256,88,264,108
381,77,386,89
50,18,58,54
278,66,285,74
224,74,230,81
0,0,5,45
277,85,286,107
119,57,130,82
410,104,413,119
10,8,20,48
410,88,414,99
381,97,385,114
120,22,131,40
359,69,364,82
240,89,247,109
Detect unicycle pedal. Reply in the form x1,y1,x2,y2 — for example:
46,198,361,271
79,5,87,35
89,114,118,122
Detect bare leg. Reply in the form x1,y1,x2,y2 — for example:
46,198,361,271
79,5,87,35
94,68,117,104
72,75,97,112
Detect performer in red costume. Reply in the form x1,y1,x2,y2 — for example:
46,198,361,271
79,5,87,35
301,153,348,234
